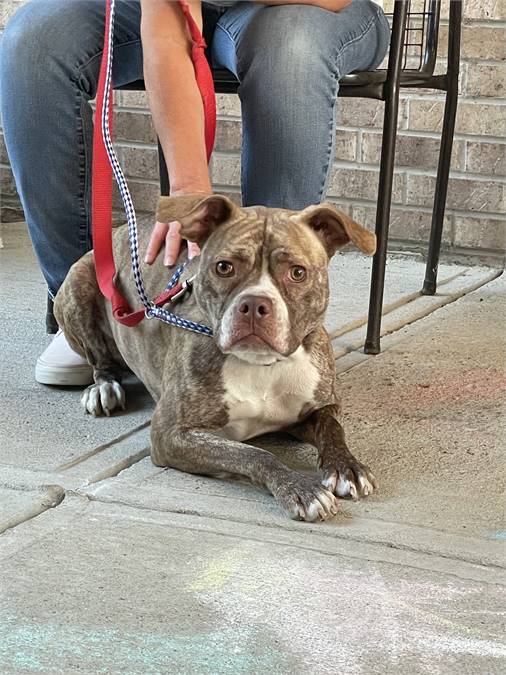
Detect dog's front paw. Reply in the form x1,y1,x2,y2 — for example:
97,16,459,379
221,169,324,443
272,472,339,522
321,456,378,500
81,381,125,417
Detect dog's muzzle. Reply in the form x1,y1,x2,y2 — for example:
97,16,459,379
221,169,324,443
218,292,290,359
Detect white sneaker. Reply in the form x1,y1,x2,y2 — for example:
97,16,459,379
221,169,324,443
35,330,94,386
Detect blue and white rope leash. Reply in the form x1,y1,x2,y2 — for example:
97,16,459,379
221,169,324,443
101,0,213,338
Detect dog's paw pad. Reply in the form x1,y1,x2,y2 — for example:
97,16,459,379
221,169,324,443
81,381,125,417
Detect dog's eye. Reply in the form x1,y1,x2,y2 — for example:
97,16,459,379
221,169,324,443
216,261,235,277
289,265,306,282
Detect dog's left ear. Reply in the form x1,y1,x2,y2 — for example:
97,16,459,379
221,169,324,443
291,203,376,257
156,194,237,244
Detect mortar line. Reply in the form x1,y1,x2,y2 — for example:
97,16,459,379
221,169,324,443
316,196,506,220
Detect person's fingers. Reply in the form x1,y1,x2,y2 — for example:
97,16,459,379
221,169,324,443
145,221,169,264
145,220,200,267
164,221,182,266
187,242,201,260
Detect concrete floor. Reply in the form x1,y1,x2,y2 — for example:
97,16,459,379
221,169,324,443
0,222,505,674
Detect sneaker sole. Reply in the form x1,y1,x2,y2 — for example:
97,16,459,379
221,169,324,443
35,361,94,387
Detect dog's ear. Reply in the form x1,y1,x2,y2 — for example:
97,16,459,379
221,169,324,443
291,203,376,258
156,194,237,244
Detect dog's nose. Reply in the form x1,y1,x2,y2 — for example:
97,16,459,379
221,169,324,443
238,295,273,320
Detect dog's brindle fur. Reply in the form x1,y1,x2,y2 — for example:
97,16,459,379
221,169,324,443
55,195,378,521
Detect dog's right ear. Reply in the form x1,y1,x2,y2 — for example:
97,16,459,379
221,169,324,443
156,194,237,245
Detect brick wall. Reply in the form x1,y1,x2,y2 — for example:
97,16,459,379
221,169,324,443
1,0,505,263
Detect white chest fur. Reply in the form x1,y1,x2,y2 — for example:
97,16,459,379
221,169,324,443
220,347,321,442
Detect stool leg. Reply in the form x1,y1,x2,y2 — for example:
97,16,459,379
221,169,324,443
363,0,407,355
364,95,400,355
422,1,461,295
421,87,457,295
157,138,170,197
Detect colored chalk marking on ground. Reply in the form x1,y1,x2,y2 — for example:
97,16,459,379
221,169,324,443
187,548,248,592
0,615,287,674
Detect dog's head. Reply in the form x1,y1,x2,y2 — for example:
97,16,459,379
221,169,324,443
157,195,376,365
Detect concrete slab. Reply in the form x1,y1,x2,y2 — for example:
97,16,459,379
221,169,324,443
0,496,504,675
335,274,506,542
331,265,501,356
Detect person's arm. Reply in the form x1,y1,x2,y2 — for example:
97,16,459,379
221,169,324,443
141,0,210,196
141,0,209,265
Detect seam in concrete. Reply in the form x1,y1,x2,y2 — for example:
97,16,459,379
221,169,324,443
56,420,150,471
0,485,65,535
83,498,505,587
327,269,465,339
368,268,503,341
333,268,502,359
83,447,151,486
82,490,505,575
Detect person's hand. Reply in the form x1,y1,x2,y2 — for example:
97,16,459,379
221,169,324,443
144,219,200,267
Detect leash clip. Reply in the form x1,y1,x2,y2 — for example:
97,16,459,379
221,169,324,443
169,277,194,304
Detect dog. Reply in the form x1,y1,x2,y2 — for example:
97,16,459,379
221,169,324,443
54,194,378,522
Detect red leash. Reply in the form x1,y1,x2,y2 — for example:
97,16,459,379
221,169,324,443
91,0,216,327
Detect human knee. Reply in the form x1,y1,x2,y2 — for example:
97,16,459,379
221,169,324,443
238,2,389,95
1,3,36,67
2,0,97,73
239,6,329,85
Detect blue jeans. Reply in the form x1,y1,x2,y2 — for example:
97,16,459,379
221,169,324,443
0,0,389,299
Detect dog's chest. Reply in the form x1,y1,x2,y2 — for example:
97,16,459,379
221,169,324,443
220,348,320,441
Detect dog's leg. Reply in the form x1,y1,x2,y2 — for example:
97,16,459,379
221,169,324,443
288,405,378,500
72,332,126,418
54,257,126,417
150,400,338,522
70,333,126,418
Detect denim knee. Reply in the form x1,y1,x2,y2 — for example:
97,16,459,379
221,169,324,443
1,3,34,71
2,2,83,86
236,1,389,102
2,0,115,78
237,5,339,102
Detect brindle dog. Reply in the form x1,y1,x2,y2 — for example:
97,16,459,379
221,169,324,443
55,195,378,521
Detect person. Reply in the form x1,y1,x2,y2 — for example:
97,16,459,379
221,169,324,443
0,0,390,385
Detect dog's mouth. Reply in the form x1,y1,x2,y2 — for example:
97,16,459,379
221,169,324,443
221,330,290,365
235,334,273,349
